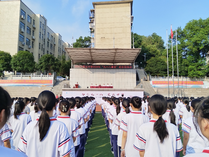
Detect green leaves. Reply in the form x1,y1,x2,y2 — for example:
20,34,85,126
0,51,12,76
73,36,91,48
11,51,35,73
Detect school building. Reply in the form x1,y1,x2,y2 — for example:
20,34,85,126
0,0,70,62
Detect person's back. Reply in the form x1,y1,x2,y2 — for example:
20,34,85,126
184,147,209,157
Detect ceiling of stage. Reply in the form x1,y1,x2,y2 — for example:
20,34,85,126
65,48,141,64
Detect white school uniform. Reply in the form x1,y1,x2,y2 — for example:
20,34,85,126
184,147,209,157
28,103,34,113
120,111,149,157
0,146,27,157
70,109,81,146
179,106,192,124
182,117,209,153
18,116,72,157
57,115,80,157
115,111,127,147
142,101,148,115
162,109,178,126
75,107,86,135
0,124,11,147
134,118,183,157
8,113,31,150
30,111,41,121
23,106,30,114
109,106,118,135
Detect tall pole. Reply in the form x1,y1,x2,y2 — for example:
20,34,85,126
167,30,169,97
176,30,179,97
171,31,174,97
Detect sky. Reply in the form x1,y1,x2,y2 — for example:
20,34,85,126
23,0,209,45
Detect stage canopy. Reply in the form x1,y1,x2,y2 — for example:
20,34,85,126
65,48,141,64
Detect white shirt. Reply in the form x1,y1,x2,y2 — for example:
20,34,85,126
115,111,127,146
120,111,149,157
57,115,79,157
134,119,183,157
179,106,192,124
28,103,34,113
18,116,72,157
109,106,118,135
23,106,30,114
162,109,178,126
182,117,209,153
0,124,11,147
0,146,27,157
75,108,86,135
30,111,41,121
184,147,209,157
8,113,31,150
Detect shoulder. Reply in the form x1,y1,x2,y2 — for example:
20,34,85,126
0,146,27,157
184,153,208,157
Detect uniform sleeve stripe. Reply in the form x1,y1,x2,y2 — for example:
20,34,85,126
116,118,120,123
177,147,183,152
27,120,31,124
17,148,25,153
62,149,71,157
183,123,191,130
121,120,127,126
136,134,146,143
120,128,127,132
133,144,144,151
21,136,27,144
73,127,79,132
0,129,10,136
109,112,113,117
58,137,70,148
182,129,189,134
176,136,181,141
3,136,12,142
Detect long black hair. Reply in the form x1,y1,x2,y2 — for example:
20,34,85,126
113,98,120,115
122,98,130,114
30,97,36,106
183,99,190,112
191,99,201,111
131,96,142,109
37,91,56,141
0,87,12,123
150,94,168,143
75,97,82,108
14,101,25,119
167,99,176,125
23,97,30,106
68,98,76,109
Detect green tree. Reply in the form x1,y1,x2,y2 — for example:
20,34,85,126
11,51,35,73
0,51,12,76
36,54,61,73
73,36,91,48
59,55,71,76
145,56,167,76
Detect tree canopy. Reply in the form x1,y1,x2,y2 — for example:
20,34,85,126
0,51,12,76
11,51,35,73
73,36,91,48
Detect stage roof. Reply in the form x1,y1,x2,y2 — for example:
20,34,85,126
65,48,141,64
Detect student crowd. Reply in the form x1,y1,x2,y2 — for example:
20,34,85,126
0,87,96,157
100,95,209,157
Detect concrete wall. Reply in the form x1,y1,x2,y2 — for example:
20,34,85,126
70,69,136,89
94,2,131,48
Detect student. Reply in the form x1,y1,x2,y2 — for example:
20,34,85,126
18,91,72,157
29,100,41,121
115,98,130,157
109,98,120,157
0,87,27,157
28,97,36,113
184,98,209,157
121,96,149,157
133,94,183,157
0,123,11,148
57,100,80,157
23,97,31,114
8,101,32,150
182,99,209,155
179,99,192,125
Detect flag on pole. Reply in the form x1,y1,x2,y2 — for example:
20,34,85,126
171,25,173,39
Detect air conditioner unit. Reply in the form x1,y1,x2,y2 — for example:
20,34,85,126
28,45,31,49
32,36,35,40
54,42,56,45
21,15,25,20
22,42,25,46
33,25,36,29
21,28,24,33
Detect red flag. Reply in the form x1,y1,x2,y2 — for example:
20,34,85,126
171,25,173,39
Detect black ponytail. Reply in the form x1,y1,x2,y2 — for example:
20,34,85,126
131,96,142,109
150,94,168,143
114,98,120,115
14,101,25,119
59,100,70,113
167,99,176,125
183,99,190,112
122,99,130,114
37,91,56,141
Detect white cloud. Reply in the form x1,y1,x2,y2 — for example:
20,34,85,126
72,0,91,17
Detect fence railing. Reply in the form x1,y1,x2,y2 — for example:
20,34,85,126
150,76,209,81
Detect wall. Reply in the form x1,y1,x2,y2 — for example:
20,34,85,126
70,69,136,89
94,2,131,48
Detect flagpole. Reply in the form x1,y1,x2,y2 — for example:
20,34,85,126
171,25,174,97
167,30,169,97
176,30,179,97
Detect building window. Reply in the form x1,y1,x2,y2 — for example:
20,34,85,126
19,46,24,51
32,41,34,48
39,43,41,49
42,34,43,40
27,26,31,35
33,19,35,25
40,21,42,29
38,54,40,59
32,30,34,36
27,15,32,24
21,9,26,19
47,51,48,54
20,21,25,30
47,32,50,38
50,44,52,50
47,41,49,48
39,32,41,39
19,34,24,42
26,38,30,46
